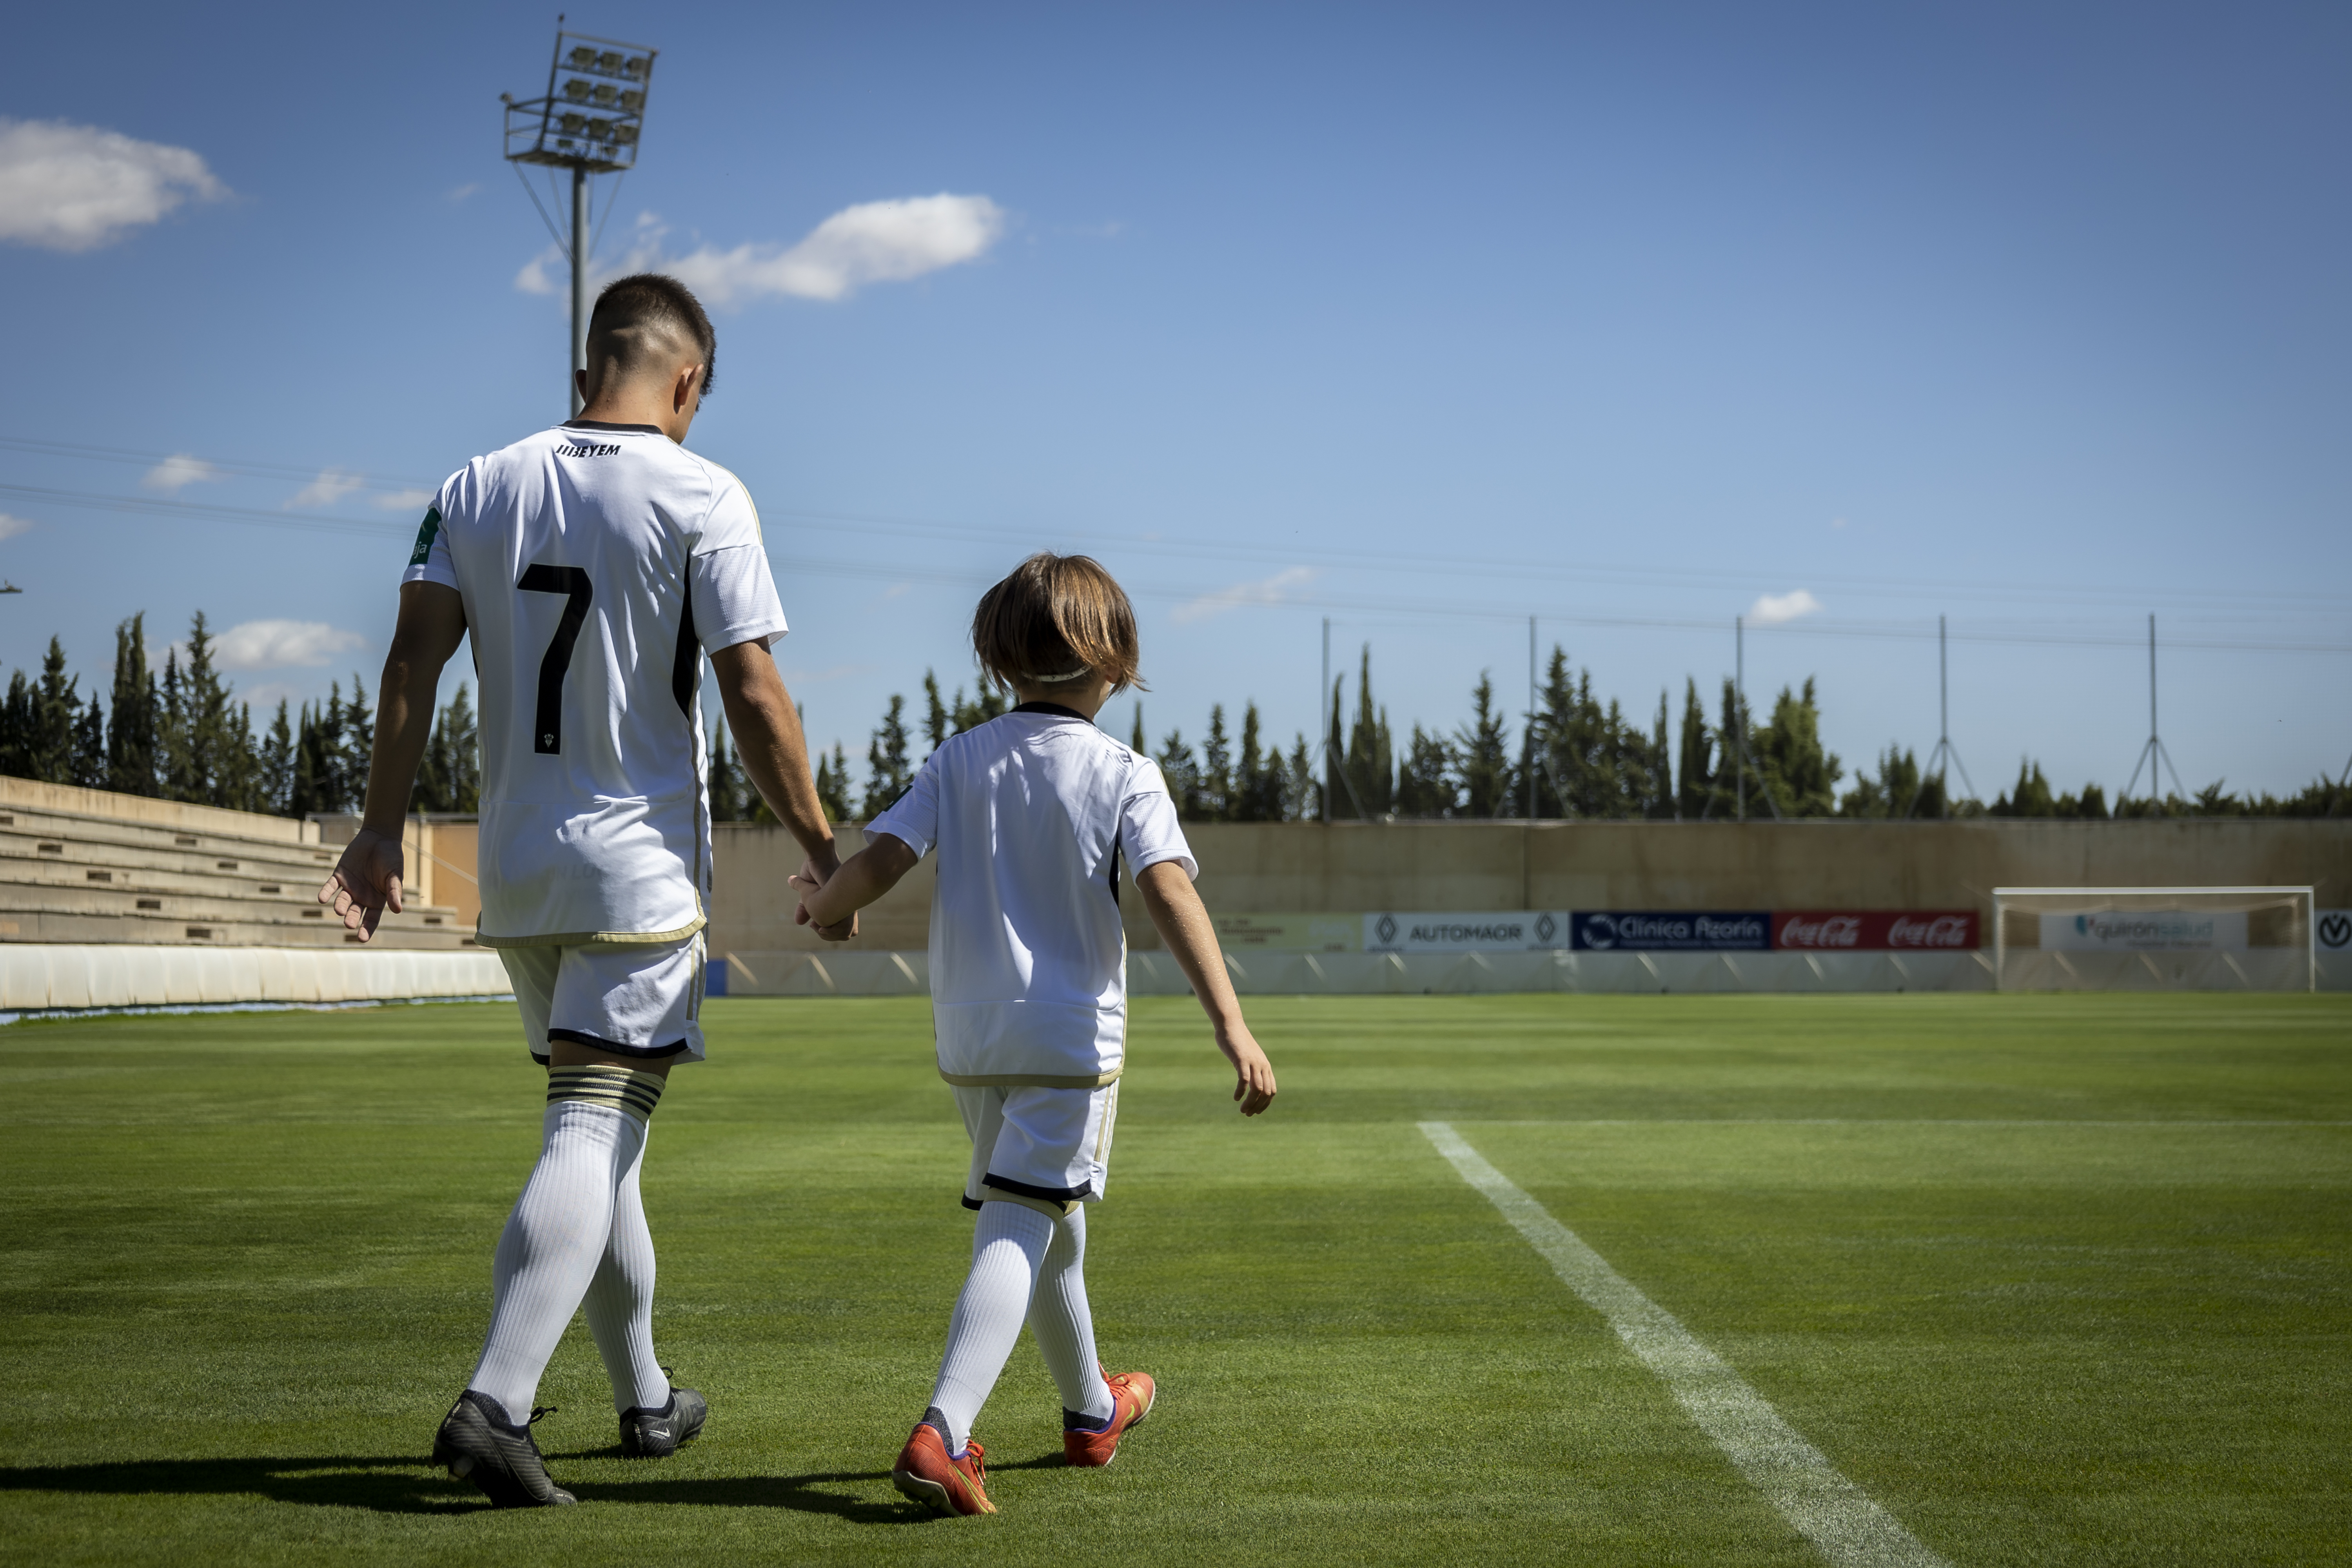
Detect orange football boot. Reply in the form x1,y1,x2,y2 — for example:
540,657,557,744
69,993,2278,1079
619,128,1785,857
1063,1369,1155,1467
893,1420,996,1516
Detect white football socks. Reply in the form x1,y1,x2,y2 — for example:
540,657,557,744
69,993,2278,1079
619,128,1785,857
582,1123,671,1414
927,1201,1113,1450
1029,1204,1115,1425
929,1201,1053,1450
469,1079,666,1426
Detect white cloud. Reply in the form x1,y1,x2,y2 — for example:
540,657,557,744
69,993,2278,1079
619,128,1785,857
373,488,436,511
0,513,33,541
0,118,227,252
516,242,564,296
1747,589,1824,626
446,182,480,203
142,453,218,493
521,194,1007,307
289,468,362,508
215,619,367,672
1171,566,1318,625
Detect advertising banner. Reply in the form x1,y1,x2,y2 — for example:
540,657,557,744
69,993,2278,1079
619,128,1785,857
1771,911,1980,951
1212,913,1362,953
2040,911,2248,953
1569,911,1769,951
1363,911,1569,953
2321,911,2352,953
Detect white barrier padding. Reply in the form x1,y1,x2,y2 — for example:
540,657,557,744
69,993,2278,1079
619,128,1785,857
0,945,514,1011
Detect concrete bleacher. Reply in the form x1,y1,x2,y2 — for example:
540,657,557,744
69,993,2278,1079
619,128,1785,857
0,777,474,952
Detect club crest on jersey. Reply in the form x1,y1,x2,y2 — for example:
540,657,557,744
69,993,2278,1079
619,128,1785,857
555,441,623,458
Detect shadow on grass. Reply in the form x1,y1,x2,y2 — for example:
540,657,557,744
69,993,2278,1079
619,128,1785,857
0,1452,1074,1521
0,1457,466,1516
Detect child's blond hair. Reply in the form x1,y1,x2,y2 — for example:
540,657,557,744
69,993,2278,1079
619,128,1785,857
971,553,1145,695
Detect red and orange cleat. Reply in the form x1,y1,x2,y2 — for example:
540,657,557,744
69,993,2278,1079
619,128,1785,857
893,1418,996,1516
1063,1369,1155,1468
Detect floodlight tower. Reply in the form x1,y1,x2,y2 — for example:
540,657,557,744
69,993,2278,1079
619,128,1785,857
503,24,658,416
1910,615,1980,818
2118,612,2187,808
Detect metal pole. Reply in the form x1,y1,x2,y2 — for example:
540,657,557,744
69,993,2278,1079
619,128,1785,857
1320,617,1330,824
1526,617,1537,820
1939,614,1949,819
2148,612,2158,752
1735,615,1746,823
570,164,589,416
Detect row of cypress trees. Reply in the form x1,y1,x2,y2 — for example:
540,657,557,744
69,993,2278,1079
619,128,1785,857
0,612,481,818
801,644,2350,823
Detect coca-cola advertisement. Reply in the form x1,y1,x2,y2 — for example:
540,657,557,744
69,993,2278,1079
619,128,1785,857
1771,911,1979,951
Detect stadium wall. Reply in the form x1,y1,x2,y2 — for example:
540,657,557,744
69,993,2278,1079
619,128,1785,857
706,818,2352,994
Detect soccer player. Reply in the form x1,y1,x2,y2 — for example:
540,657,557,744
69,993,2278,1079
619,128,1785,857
320,274,850,1508
791,552,1278,1518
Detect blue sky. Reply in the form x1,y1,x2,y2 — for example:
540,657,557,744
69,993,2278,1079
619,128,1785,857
1,1,2346,801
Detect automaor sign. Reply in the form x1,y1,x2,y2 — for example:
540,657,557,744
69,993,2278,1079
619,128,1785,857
1363,911,1569,952
1771,911,1979,951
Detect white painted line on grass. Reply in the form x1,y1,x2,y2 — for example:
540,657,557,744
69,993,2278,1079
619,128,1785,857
1456,1118,2351,1128
1420,1120,1949,1568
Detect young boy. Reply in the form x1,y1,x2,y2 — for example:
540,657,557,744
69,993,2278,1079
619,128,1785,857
791,552,1277,1518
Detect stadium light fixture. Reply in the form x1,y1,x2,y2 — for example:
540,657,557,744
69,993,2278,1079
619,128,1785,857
504,20,659,416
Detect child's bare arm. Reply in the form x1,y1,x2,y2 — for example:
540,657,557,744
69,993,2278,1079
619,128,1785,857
791,834,920,935
1136,860,1276,1115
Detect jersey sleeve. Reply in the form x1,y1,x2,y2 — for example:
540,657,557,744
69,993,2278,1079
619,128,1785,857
1119,758,1198,880
862,754,939,858
398,478,461,591
690,474,788,652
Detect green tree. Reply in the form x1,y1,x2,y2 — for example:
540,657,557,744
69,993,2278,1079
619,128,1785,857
1197,705,1234,820
1157,728,1207,820
1454,673,1515,818
71,690,107,789
261,700,297,815
1286,734,1318,820
1675,679,1711,820
107,613,158,796
1395,724,1457,817
814,741,852,822
862,695,913,818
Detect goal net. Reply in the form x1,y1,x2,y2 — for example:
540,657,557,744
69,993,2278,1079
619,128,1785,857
1991,886,2314,993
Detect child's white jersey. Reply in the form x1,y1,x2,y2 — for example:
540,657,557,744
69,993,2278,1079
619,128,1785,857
864,704,1196,1087
403,420,787,946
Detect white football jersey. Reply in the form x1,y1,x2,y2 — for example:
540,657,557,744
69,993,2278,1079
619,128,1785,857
403,420,788,946
864,705,1196,1087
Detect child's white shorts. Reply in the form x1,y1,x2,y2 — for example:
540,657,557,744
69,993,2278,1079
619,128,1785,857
956,1081,1122,1216
499,935,708,1066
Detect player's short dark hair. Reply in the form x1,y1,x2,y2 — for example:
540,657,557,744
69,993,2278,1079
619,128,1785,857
972,553,1145,696
584,273,717,401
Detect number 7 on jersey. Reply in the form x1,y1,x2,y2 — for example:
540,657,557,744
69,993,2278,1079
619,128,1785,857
518,563,593,754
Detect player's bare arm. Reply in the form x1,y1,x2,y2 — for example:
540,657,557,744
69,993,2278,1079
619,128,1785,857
711,639,855,939
319,580,467,939
1136,859,1277,1115
790,832,919,931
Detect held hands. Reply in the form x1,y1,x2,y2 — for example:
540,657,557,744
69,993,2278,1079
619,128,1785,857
317,827,404,942
1218,1025,1278,1116
788,858,858,942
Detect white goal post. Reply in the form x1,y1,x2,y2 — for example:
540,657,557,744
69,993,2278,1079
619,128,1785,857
1991,886,2315,993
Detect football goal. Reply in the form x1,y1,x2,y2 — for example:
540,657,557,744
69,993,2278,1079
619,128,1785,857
1991,886,2315,993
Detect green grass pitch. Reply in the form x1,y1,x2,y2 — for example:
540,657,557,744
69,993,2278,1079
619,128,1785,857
2,991,2348,1565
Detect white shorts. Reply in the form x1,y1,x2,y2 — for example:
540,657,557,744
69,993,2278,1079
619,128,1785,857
500,935,707,1066
956,1082,1121,1216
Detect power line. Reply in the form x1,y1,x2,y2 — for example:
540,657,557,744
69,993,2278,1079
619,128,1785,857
6,434,2348,615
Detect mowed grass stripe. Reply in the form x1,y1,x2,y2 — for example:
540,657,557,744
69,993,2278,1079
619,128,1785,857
1422,1121,1949,1568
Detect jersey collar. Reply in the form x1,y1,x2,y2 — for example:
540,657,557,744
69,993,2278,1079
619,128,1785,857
563,419,665,434
1011,701,1093,723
